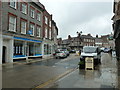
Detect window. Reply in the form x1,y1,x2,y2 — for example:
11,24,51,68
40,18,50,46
21,3,27,14
30,23,35,36
9,15,16,32
37,12,41,21
49,20,51,27
21,20,27,34
45,16,48,24
45,27,48,38
9,0,17,9
49,29,51,39
36,26,41,37
30,7,35,18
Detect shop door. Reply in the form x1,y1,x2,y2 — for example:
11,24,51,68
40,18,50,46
29,45,34,56
2,46,6,63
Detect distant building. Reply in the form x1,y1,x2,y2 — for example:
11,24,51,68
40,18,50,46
81,34,95,47
95,38,103,47
101,35,110,48
57,34,96,51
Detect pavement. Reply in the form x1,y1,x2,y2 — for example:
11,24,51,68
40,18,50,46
46,53,118,89
118,60,120,90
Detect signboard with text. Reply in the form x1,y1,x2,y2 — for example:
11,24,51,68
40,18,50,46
85,57,94,70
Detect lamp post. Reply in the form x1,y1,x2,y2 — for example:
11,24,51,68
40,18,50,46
76,31,82,51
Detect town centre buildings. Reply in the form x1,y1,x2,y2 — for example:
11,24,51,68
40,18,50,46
0,0,58,64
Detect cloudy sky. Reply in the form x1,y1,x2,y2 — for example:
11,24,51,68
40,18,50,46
40,0,114,39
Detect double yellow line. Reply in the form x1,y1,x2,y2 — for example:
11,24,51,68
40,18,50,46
33,68,77,89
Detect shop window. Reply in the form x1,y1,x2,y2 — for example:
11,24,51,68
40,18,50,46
14,45,23,55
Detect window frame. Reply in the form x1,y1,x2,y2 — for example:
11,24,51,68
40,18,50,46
45,27,48,38
29,22,35,36
20,18,27,34
45,16,48,24
9,0,17,9
21,2,28,14
36,10,41,22
8,13,17,32
36,25,41,37
30,6,35,18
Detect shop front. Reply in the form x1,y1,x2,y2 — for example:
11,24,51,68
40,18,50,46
13,37,42,60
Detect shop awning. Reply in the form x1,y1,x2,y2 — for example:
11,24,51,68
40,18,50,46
14,37,42,43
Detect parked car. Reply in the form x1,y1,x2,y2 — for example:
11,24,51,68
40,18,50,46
80,46,101,65
63,49,70,56
100,47,105,52
103,48,111,53
70,50,76,53
57,49,70,56
54,51,67,59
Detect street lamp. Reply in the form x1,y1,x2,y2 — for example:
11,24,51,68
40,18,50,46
76,31,82,51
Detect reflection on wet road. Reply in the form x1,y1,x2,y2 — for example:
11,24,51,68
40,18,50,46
49,53,118,88
29,56,79,69
2,54,80,88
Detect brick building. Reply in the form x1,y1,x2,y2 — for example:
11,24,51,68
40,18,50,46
0,0,58,64
112,0,120,89
95,37,103,47
57,34,95,51
112,0,120,60
81,34,95,47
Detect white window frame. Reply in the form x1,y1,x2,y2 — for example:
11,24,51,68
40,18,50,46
45,27,48,38
9,0,17,9
21,20,27,34
45,16,48,24
36,26,41,37
30,8,35,18
49,20,51,27
9,15,16,32
49,29,51,39
30,23,35,36
21,3,27,14
37,12,41,21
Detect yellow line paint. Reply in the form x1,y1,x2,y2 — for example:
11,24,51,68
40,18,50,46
34,68,76,89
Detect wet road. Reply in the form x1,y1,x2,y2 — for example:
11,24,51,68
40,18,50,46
2,53,118,88
31,57,79,69
2,54,80,88
48,53,118,88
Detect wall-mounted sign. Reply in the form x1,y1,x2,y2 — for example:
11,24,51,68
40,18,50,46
27,30,33,35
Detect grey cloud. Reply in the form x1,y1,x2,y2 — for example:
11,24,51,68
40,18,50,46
40,1,113,39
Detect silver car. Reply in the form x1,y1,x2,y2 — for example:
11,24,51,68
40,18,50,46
55,51,67,59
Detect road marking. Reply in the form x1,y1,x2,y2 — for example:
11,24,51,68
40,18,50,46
33,68,77,89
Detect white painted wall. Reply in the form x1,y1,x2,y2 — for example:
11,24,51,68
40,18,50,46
3,38,13,63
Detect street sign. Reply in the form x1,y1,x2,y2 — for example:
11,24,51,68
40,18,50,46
27,30,33,35
85,57,94,70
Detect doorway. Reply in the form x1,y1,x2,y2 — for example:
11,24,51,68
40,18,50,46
2,46,6,63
